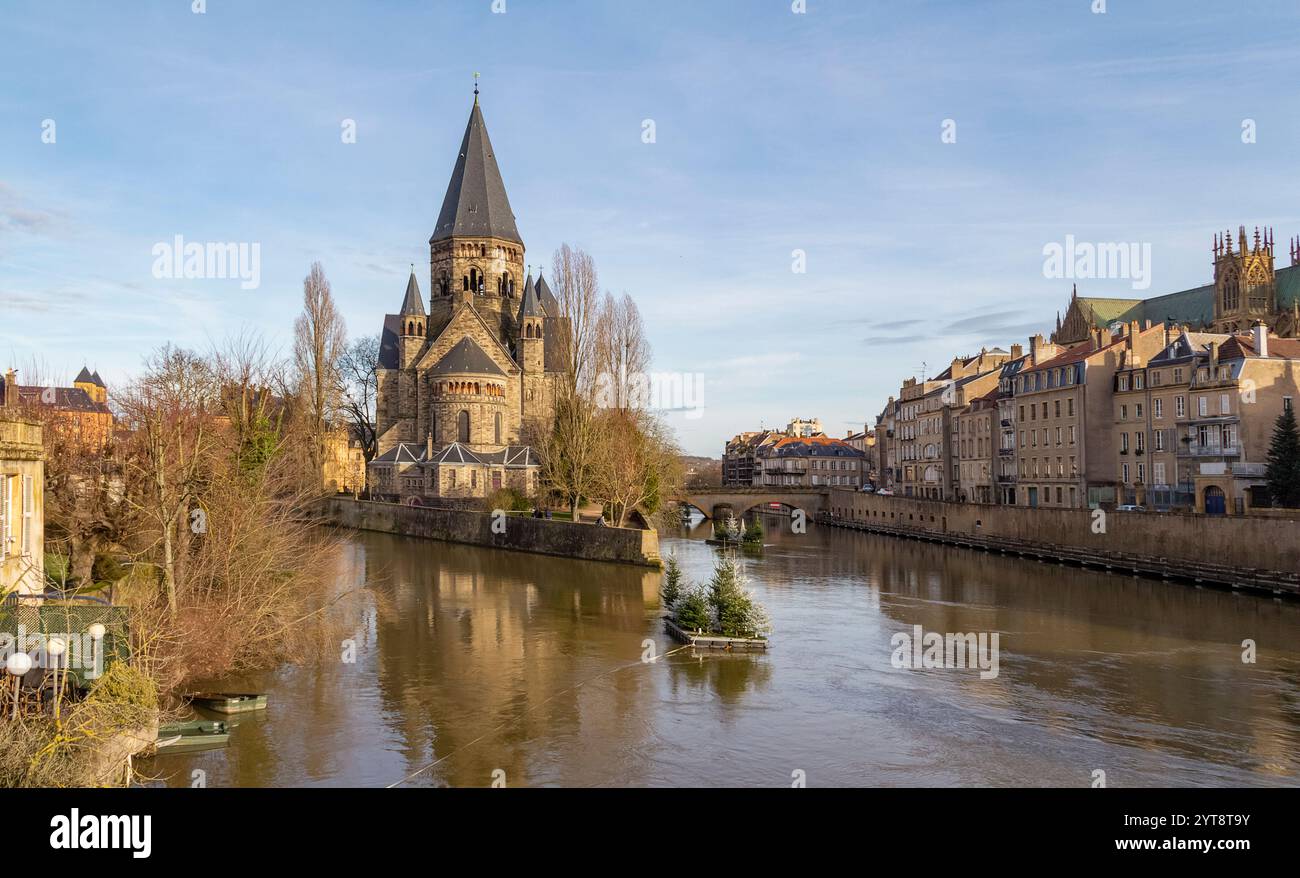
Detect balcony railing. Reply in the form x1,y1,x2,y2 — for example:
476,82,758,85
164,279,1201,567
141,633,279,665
1178,445,1241,458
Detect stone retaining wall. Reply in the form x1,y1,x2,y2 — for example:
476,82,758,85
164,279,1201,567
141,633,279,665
321,497,662,567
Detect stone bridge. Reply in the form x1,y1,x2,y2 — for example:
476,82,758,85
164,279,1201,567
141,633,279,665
676,488,829,520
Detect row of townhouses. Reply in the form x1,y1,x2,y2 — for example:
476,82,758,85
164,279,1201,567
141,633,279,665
874,227,1300,514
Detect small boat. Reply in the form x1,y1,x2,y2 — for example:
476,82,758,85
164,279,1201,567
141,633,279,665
155,720,230,753
189,692,268,714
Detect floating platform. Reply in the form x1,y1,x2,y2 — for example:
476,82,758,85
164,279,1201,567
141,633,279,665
664,618,769,650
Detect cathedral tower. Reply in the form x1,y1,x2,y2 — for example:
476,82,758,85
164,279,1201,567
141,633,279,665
428,88,526,344
1213,225,1277,333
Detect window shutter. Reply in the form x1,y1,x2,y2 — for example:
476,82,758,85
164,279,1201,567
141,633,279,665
0,475,10,561
22,475,34,556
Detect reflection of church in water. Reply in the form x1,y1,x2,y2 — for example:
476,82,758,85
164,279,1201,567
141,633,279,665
1054,227,1300,344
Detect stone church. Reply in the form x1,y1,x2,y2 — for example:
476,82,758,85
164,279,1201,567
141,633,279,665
371,90,564,503
1054,227,1300,344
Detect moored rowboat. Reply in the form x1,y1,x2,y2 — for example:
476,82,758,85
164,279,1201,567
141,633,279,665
189,692,268,714
155,720,230,753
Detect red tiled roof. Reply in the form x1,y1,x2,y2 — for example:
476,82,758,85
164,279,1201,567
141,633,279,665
1220,334,1300,360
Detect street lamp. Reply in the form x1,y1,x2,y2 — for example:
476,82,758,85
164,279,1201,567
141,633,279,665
88,623,107,680
6,652,32,719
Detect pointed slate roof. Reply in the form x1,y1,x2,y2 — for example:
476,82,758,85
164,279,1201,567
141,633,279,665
429,98,522,245
74,366,94,384
517,273,545,320
430,337,506,376
428,442,483,465
535,273,559,314
90,370,104,388
400,269,425,316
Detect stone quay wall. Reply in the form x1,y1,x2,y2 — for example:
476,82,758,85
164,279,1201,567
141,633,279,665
321,497,662,568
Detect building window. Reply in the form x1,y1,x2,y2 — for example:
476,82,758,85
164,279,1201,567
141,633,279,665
458,410,470,443
1154,398,1163,419
495,412,502,445
1176,396,1186,418
1198,396,1208,417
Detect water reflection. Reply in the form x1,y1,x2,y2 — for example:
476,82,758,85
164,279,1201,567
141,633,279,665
143,515,1300,787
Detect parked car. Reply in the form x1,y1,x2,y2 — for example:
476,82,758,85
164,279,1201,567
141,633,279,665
876,488,895,496
859,484,876,493
1115,504,1146,512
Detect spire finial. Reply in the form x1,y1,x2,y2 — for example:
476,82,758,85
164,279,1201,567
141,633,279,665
473,72,480,104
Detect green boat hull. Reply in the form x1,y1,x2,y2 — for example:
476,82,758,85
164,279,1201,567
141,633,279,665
190,693,268,714
156,720,230,754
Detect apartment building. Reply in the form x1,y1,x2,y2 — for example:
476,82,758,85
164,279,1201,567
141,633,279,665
755,436,866,488
956,389,998,503
1121,323,1300,513
1014,322,1169,508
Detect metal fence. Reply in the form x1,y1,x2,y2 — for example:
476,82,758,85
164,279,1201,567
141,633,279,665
0,594,131,689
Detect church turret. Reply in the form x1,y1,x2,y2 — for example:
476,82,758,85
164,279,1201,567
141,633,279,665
398,268,426,367
517,273,546,373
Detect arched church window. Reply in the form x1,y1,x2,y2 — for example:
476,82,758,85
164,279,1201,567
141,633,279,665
458,410,470,444
495,412,502,445
463,275,469,292
1223,270,1240,311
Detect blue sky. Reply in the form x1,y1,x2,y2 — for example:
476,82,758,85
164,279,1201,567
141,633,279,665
3,0,1300,455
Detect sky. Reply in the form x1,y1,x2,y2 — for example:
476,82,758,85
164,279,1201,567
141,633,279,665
3,0,1300,456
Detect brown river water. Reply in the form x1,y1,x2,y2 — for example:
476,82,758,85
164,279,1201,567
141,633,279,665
141,514,1300,787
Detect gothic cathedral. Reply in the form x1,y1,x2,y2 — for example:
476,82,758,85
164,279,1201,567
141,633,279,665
371,90,563,503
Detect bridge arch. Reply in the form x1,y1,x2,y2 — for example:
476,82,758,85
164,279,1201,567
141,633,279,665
677,489,828,520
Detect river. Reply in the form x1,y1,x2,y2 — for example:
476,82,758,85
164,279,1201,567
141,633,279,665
142,514,1300,787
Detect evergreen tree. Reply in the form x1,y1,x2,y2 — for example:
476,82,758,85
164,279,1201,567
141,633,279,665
672,585,712,632
661,554,683,608
1266,406,1300,508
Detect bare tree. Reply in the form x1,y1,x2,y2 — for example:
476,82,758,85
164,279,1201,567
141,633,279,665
337,333,381,463
293,262,347,488
550,244,602,396
117,346,219,617
594,292,652,410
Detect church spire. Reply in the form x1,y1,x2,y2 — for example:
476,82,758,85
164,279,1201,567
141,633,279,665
399,265,425,316
429,91,522,245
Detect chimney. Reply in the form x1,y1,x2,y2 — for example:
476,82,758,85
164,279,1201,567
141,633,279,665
1208,341,1220,370
1030,334,1046,364
1253,321,1269,358
426,432,434,458
2,368,15,408
1010,343,1024,360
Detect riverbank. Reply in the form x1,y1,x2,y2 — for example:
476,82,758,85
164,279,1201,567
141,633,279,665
821,489,1300,597
321,497,662,567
